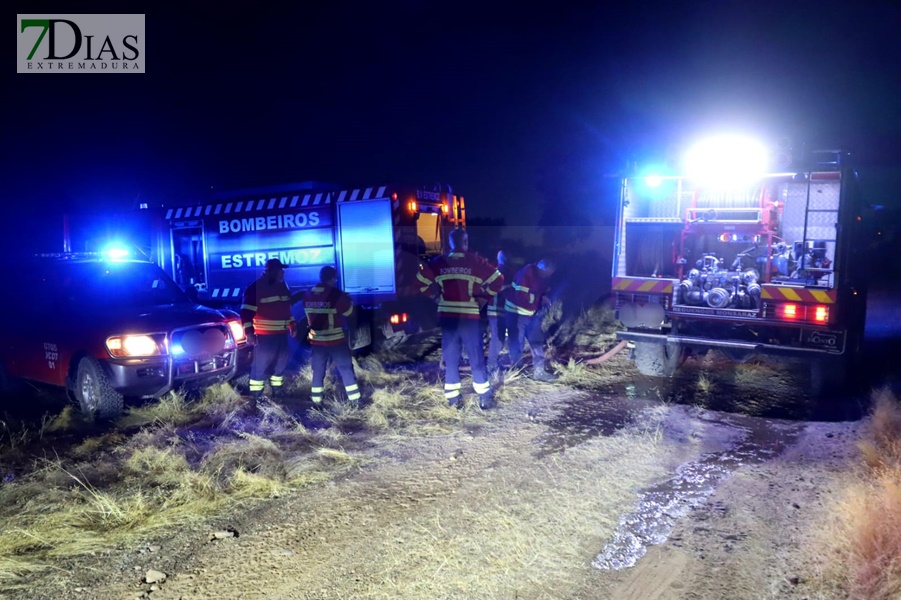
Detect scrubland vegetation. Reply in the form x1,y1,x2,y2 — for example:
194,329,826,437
811,387,901,600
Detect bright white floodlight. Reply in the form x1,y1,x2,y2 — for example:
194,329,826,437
683,136,769,185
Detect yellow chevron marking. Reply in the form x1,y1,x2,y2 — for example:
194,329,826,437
809,290,834,304
779,288,803,301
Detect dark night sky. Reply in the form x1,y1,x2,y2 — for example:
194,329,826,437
5,2,901,252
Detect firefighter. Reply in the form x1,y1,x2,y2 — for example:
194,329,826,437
505,258,559,382
241,258,298,411
302,265,361,405
417,228,504,409
487,249,515,380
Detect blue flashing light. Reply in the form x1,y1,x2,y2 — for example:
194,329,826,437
634,163,674,199
170,343,186,356
100,240,132,259
105,247,130,259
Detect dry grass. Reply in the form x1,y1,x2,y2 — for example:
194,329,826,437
548,301,619,353
118,391,196,429
0,379,365,593
558,357,622,390
858,387,901,472
363,379,462,434
812,388,901,600
696,372,714,397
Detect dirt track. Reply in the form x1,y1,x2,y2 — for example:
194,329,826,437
20,368,862,600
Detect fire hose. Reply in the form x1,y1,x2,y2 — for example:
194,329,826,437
584,340,629,365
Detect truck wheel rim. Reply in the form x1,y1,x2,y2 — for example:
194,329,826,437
81,373,98,413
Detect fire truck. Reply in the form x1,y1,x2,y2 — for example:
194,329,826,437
140,181,464,349
611,140,871,395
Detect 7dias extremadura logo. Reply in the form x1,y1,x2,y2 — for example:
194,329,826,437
17,14,145,73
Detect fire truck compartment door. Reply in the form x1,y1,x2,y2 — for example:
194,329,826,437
337,200,397,295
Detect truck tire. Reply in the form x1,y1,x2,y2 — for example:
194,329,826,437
809,355,848,400
75,357,124,420
633,340,685,377
350,322,372,351
373,327,408,352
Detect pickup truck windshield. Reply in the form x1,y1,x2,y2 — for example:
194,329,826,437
59,261,191,308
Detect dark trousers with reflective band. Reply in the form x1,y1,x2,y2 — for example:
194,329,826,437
507,313,546,371
487,313,509,372
249,333,290,394
310,342,359,403
440,317,490,402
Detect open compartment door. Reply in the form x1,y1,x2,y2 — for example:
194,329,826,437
337,200,397,302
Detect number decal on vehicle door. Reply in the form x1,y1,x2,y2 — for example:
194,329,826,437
44,342,59,370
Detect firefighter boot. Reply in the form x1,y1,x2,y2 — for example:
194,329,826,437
533,369,559,382
246,391,262,415
532,360,559,383
479,390,497,410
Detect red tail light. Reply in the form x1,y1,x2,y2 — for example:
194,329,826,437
813,305,829,323
778,303,799,320
389,313,409,325
774,303,829,323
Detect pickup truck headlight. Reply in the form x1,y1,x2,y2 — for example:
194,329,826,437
227,319,246,344
107,334,165,357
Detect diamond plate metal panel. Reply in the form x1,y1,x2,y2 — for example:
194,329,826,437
807,182,841,210
781,182,810,245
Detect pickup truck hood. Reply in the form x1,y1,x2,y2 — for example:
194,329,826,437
72,304,235,335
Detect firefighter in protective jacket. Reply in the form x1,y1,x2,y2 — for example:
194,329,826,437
241,258,298,409
487,249,515,376
302,266,361,405
505,258,559,381
417,228,504,409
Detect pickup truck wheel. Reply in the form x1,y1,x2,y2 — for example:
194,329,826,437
75,357,124,420
633,341,685,377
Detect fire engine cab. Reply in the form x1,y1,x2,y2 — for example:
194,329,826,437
612,137,871,395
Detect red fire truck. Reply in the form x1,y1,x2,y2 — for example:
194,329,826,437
611,139,871,395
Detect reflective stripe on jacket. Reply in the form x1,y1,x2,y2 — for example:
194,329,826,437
487,263,515,317
504,264,547,317
240,276,295,335
303,285,354,346
417,251,504,319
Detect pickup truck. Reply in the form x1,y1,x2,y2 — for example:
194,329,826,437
0,253,251,419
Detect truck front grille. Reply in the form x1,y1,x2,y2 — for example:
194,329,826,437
170,324,235,379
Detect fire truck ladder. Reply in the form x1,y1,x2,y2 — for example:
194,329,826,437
799,150,841,284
